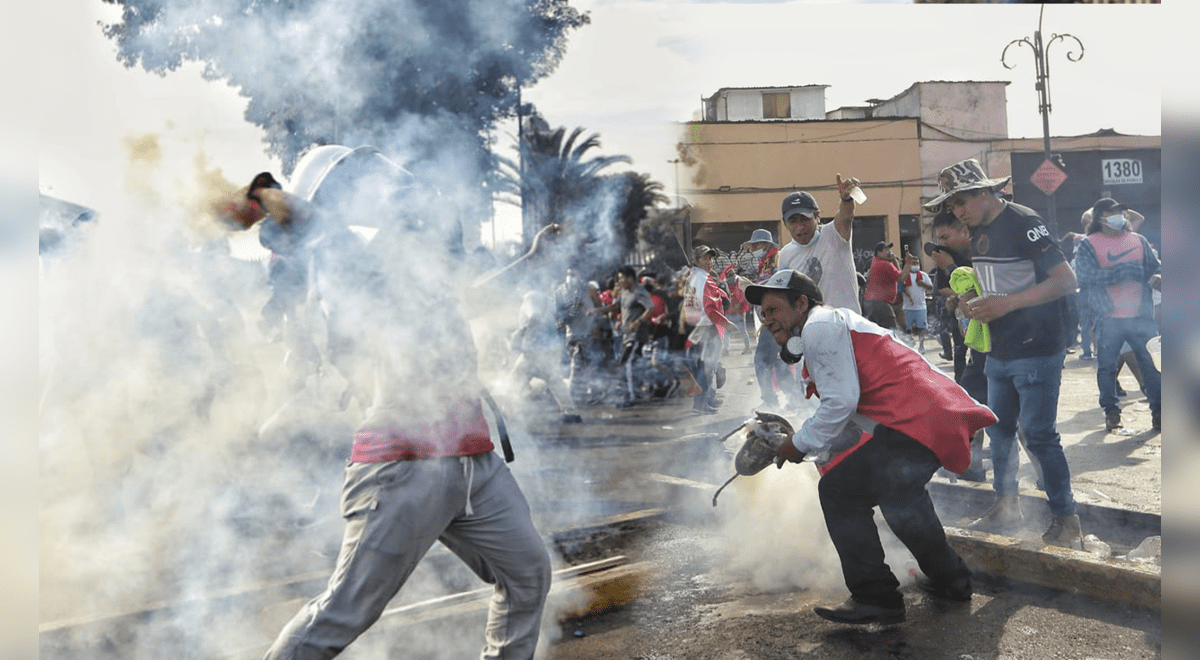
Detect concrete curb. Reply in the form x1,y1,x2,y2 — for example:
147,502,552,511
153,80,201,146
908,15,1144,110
947,527,1161,611
646,472,1161,611
928,480,1161,550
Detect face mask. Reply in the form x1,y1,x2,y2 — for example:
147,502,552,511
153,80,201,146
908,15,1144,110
1104,213,1128,230
752,249,766,259
911,265,920,272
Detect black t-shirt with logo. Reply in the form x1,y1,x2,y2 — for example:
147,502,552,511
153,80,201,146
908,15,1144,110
969,201,1069,361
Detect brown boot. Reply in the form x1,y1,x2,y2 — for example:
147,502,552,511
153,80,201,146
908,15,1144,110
967,495,1024,533
1042,514,1084,550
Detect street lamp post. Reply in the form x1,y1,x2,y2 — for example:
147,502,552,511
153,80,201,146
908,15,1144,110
1002,5,1084,238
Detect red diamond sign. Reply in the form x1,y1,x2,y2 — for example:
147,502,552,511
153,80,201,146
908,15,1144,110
1030,158,1068,196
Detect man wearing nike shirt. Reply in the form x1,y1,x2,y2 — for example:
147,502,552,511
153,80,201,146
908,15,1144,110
1073,197,1161,432
925,158,1083,550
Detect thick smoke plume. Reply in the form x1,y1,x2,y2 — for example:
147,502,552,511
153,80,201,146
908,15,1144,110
40,3,628,659
37,136,586,660
100,0,589,211
712,398,922,602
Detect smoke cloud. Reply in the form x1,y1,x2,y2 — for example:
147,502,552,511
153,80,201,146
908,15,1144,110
38,134,594,659
39,2,695,656
711,399,922,602
34,67,598,660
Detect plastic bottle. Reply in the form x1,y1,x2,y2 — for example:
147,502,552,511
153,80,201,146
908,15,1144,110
1126,535,1160,564
1082,534,1111,558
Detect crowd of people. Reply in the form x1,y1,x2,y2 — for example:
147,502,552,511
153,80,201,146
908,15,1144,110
499,175,872,419
512,244,759,417
223,147,1159,653
737,157,1161,626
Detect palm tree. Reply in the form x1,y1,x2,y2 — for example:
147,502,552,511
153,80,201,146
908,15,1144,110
609,172,669,255
511,114,631,249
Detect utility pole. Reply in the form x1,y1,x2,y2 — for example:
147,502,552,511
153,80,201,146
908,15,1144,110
1002,5,1084,239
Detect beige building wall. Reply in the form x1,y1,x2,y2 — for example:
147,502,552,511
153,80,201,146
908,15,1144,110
681,118,923,258
679,80,1159,275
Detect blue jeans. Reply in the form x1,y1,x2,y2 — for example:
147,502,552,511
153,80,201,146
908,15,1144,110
1078,301,1096,357
1096,316,1162,416
984,350,1076,516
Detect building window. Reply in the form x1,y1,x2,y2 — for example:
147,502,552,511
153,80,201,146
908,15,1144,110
763,92,790,119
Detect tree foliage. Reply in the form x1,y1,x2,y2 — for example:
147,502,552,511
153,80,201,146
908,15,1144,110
510,113,630,248
495,113,670,278
609,171,668,255
100,0,590,188
637,205,690,271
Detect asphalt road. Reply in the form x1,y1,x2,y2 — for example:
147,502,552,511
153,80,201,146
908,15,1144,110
545,520,1161,660
39,331,1164,659
524,334,1163,660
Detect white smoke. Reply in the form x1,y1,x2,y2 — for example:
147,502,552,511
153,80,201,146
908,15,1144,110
39,1,657,655
35,132,578,657
711,398,922,602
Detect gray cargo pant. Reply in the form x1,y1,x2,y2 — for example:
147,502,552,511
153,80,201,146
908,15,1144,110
263,451,552,660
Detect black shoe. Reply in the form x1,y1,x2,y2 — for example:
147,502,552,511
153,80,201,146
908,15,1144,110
1080,353,1094,360
814,598,905,625
939,352,953,361
1105,409,1122,431
916,576,972,603
1116,384,1128,397
561,413,583,424
1153,414,1161,431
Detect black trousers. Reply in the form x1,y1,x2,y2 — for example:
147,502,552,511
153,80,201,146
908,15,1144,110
818,426,971,608
863,299,897,329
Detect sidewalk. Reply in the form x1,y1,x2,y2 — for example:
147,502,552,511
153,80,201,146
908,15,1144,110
924,345,1161,516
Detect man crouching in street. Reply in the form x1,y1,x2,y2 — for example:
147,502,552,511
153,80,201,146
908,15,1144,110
744,269,997,624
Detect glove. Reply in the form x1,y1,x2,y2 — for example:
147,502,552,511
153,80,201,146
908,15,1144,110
774,437,807,469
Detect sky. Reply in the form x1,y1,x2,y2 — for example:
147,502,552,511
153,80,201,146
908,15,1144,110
37,0,1170,247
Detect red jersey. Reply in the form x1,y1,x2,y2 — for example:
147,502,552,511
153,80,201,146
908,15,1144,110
864,257,901,303
793,306,997,475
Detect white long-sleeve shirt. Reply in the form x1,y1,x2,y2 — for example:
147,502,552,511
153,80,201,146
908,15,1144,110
788,306,996,474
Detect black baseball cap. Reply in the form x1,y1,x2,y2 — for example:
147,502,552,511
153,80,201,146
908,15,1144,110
1092,197,1128,217
781,191,819,222
744,269,824,306
873,241,893,253
923,241,950,256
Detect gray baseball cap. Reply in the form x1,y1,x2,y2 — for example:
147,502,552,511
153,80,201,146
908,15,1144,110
745,269,824,306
